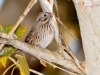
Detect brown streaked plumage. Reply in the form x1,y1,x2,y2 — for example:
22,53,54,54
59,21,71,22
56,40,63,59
25,12,55,48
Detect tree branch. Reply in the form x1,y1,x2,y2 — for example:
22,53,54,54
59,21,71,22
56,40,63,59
0,32,84,75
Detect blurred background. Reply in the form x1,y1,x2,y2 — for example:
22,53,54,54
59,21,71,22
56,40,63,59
0,0,85,75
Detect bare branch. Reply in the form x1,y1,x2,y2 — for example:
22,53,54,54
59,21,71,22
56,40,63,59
0,37,84,75
43,60,78,75
0,32,17,39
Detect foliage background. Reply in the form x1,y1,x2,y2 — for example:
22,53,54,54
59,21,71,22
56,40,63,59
0,0,85,75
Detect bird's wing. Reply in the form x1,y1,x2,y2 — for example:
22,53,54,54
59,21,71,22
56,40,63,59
25,22,43,43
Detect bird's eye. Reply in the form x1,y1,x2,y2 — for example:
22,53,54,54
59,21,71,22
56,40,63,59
44,14,46,16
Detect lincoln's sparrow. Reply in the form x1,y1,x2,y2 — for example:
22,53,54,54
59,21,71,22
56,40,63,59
25,12,55,48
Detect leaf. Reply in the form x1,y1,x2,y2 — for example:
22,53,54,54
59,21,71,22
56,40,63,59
15,54,30,75
0,56,8,67
2,25,26,38
0,25,26,67
0,45,14,67
15,25,26,38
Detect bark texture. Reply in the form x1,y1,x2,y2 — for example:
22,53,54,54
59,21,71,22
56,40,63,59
73,1,100,75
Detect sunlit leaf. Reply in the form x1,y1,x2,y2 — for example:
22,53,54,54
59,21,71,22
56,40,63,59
15,25,26,38
0,25,26,67
0,56,8,67
2,25,26,38
15,54,30,75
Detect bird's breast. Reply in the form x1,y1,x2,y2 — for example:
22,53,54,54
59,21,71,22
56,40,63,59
35,24,54,48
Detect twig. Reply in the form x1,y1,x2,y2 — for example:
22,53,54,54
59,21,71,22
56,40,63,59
60,35,85,74
56,17,78,41
43,60,78,75
0,0,37,51
0,32,17,39
2,64,15,75
29,69,44,75
11,66,18,75
9,57,18,66
54,0,60,19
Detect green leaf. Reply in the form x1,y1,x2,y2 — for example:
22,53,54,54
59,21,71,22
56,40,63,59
15,25,26,38
15,54,30,75
0,25,26,67
2,25,26,38
0,45,14,67
0,56,8,67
